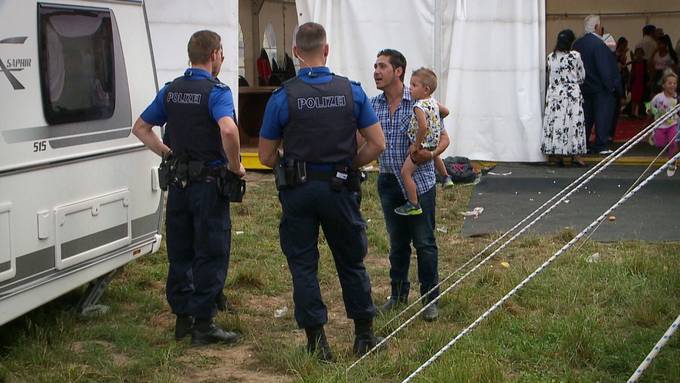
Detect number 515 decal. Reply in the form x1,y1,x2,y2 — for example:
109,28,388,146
33,140,47,152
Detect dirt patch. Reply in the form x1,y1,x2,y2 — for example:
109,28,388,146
71,341,130,367
182,345,291,383
242,294,291,318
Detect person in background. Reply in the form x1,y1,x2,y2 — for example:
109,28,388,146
649,36,676,95
661,34,679,72
629,47,649,118
541,29,587,167
611,36,629,141
654,27,665,42
635,25,657,61
573,14,622,155
648,71,679,177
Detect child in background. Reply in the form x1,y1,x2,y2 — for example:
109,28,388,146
395,68,450,216
629,47,648,118
649,71,679,176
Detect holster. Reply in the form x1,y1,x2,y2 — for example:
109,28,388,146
217,169,246,203
274,157,307,191
157,153,189,191
158,158,171,191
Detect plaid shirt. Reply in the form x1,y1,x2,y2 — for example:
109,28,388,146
370,86,437,196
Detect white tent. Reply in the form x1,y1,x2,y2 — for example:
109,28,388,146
143,0,680,163
145,0,240,110
296,0,546,162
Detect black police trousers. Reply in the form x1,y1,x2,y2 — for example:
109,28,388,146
279,180,376,329
165,181,231,320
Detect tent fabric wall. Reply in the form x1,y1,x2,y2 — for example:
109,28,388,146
296,0,546,162
445,0,545,162
295,0,437,98
145,0,239,110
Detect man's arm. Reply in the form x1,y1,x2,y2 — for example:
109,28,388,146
132,117,171,157
353,122,385,168
218,116,245,177
258,137,281,168
411,129,450,164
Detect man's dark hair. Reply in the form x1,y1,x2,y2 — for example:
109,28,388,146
377,49,407,82
295,22,326,54
643,25,656,36
188,30,221,64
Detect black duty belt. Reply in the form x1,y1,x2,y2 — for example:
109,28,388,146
305,170,335,182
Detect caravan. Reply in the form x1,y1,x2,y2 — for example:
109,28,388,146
0,0,163,325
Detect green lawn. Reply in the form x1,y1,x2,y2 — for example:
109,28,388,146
1,172,678,382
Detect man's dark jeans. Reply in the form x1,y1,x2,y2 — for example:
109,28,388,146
377,173,439,303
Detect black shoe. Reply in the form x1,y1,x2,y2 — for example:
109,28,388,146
305,326,334,362
175,315,194,340
378,296,407,314
353,333,386,356
190,322,240,346
421,304,438,322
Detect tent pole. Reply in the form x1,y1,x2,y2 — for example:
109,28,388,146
434,0,442,101
547,10,680,18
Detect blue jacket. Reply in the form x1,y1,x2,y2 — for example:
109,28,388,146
572,33,622,95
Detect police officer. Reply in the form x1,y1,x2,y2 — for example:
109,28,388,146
132,30,245,346
258,22,386,361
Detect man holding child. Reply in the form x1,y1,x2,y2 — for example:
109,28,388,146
370,49,450,321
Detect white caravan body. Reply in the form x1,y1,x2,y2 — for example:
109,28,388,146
0,0,163,325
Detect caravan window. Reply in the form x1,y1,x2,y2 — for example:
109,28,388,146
38,5,115,125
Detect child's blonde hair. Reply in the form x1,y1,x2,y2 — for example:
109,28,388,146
412,67,437,94
661,70,678,85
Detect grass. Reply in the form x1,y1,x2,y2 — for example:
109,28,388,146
0,172,678,382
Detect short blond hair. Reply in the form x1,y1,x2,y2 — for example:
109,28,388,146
412,67,437,94
661,70,678,85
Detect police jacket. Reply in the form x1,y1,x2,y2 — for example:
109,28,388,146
282,74,357,164
163,75,226,162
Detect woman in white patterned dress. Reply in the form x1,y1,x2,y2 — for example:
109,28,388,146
542,29,587,166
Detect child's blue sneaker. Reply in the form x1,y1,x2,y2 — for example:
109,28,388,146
394,201,423,216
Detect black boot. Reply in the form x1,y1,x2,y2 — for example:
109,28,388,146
421,302,439,322
378,295,407,314
191,319,240,347
353,319,386,356
304,326,334,362
175,315,194,340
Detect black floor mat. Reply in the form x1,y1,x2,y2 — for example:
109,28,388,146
461,163,680,241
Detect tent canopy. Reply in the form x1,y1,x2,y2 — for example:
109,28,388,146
296,0,546,162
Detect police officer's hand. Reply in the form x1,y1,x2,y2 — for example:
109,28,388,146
229,163,246,178
411,148,434,165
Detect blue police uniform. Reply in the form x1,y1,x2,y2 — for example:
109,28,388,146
260,66,379,329
141,68,235,322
